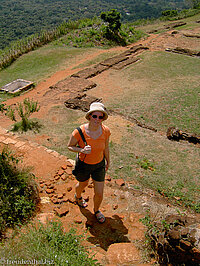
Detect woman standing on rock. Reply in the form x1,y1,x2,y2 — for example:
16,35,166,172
67,102,111,224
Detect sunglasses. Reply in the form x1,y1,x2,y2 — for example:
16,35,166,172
91,114,104,120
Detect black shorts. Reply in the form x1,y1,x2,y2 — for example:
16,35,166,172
73,158,105,182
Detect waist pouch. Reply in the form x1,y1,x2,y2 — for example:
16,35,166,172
72,157,86,176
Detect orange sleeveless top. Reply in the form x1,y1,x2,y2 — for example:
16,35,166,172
72,124,111,164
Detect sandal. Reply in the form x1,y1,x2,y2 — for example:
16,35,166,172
95,210,105,224
75,195,88,208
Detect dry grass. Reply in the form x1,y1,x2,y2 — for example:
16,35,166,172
24,99,200,213
98,51,200,134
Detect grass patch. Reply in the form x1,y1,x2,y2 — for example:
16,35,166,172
0,45,98,88
103,48,200,210
0,92,14,104
0,221,99,265
106,51,200,134
10,119,42,133
108,124,200,213
26,106,84,160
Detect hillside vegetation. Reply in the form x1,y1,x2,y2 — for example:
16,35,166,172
0,15,146,70
0,0,190,49
1,5,200,71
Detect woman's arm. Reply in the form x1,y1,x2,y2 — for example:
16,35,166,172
67,135,91,154
104,137,110,171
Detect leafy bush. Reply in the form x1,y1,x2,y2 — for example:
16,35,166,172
121,25,146,43
189,0,200,9
66,20,80,30
137,157,156,171
162,10,178,17
0,221,99,265
161,7,200,21
0,149,39,236
0,103,6,113
78,17,100,29
6,98,40,132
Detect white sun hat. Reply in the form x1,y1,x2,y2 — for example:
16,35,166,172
85,102,108,121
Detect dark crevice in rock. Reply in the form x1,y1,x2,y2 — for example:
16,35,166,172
71,64,109,79
167,127,200,145
148,214,200,265
65,94,101,112
110,109,157,132
165,21,187,29
166,47,200,57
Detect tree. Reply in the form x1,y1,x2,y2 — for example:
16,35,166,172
100,9,121,34
100,9,126,45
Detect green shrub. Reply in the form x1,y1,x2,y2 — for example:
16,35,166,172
0,149,39,236
0,103,6,113
0,221,99,265
137,157,156,171
162,10,178,17
6,98,40,132
161,8,200,21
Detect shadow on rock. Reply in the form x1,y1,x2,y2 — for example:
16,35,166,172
80,208,130,250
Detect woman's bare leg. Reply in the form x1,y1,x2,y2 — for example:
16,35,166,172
93,180,104,213
75,180,89,198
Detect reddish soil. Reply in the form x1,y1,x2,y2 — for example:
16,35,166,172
0,25,199,265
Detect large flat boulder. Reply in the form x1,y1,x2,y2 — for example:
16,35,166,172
65,94,101,112
49,77,96,93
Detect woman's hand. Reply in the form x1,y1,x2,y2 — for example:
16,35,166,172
81,145,91,154
68,136,91,154
105,162,109,171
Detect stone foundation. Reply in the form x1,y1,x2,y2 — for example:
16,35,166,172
149,214,200,265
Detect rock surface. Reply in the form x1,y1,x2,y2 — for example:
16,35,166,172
149,214,200,265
